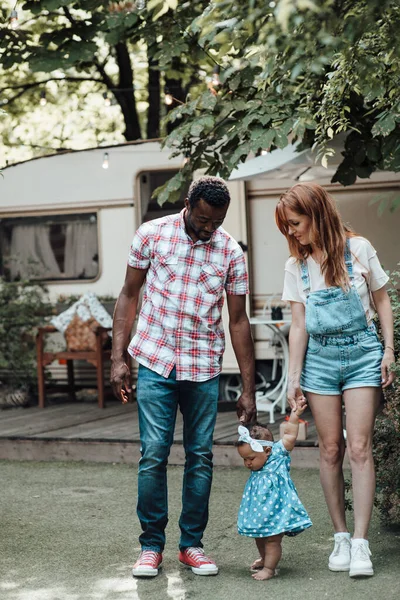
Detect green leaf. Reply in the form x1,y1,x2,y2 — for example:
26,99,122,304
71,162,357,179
189,115,215,137
147,0,165,10
258,129,275,149
377,197,388,217
390,195,400,213
372,114,397,137
274,130,288,149
355,164,373,179
366,143,381,162
331,161,357,186
369,193,389,206
201,92,217,111
228,142,251,167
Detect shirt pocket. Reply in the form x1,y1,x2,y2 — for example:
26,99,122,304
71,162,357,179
198,263,226,296
153,255,178,286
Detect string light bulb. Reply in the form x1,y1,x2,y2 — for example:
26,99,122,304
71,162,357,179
40,90,47,106
10,9,18,29
102,152,109,169
165,93,173,106
261,149,268,155
183,152,190,166
103,92,111,107
211,65,221,86
136,0,146,9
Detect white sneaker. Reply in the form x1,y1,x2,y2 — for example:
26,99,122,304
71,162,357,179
328,532,351,571
349,539,373,577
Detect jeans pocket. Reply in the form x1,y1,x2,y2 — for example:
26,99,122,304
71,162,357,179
359,335,383,353
307,337,321,355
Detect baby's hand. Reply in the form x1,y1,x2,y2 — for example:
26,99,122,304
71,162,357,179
293,397,307,416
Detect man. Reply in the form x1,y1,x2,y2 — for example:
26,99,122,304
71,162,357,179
111,175,256,578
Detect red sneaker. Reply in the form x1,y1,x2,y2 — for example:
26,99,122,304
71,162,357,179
179,547,218,575
132,550,162,577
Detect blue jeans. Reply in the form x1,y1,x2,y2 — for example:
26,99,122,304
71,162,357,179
136,364,219,552
301,327,383,395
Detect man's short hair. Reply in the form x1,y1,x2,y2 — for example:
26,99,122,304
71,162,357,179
187,176,231,208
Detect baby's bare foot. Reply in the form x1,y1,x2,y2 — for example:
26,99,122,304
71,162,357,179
252,567,275,581
250,558,264,572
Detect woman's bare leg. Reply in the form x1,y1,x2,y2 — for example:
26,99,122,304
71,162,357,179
307,393,348,532
252,535,283,580
343,387,380,539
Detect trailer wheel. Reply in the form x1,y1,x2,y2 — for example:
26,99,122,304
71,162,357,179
223,371,270,402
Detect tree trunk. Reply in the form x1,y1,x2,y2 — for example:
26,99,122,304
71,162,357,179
147,51,160,139
114,42,142,141
165,58,188,134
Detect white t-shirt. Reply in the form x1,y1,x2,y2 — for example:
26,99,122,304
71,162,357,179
282,237,389,322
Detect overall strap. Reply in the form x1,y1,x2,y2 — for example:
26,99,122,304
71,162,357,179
300,258,311,296
344,237,354,281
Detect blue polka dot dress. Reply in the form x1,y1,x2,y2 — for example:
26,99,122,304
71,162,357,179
237,440,312,538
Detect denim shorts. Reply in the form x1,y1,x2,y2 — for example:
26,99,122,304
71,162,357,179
301,328,383,395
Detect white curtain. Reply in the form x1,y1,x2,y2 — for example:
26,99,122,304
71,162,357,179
8,224,61,280
64,222,98,279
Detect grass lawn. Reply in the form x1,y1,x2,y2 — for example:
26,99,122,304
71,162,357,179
0,460,399,600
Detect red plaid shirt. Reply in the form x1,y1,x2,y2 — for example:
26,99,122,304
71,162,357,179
127,209,249,381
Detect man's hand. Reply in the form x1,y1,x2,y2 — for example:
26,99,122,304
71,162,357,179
111,360,132,404
236,391,257,424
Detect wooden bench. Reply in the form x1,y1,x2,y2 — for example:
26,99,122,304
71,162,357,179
36,325,112,409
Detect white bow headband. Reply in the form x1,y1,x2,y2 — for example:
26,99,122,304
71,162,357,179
238,425,274,452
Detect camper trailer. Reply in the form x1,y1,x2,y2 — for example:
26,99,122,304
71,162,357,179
1,140,399,403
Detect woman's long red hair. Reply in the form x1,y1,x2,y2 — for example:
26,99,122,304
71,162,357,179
275,183,355,288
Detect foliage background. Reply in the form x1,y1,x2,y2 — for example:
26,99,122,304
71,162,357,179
1,0,400,207
374,267,400,525
0,277,52,392
0,0,211,165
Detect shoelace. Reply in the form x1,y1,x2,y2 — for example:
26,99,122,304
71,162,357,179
185,547,212,564
138,550,160,566
352,544,371,561
333,538,350,556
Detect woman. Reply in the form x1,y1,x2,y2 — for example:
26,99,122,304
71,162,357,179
275,183,395,578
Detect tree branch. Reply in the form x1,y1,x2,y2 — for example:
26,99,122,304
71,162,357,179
1,77,104,105
1,77,103,93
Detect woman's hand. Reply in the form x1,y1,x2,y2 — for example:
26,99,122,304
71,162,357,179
287,381,306,410
294,396,308,417
381,349,396,388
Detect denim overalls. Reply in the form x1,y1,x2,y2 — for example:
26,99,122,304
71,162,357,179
300,239,383,395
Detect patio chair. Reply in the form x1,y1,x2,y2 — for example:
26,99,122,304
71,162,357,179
36,324,112,408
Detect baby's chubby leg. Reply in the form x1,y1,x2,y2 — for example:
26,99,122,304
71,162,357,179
250,538,266,571
252,534,283,581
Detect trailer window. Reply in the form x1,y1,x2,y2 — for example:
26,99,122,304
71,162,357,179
0,213,99,282
139,169,190,223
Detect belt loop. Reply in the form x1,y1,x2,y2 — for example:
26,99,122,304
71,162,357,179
322,337,326,346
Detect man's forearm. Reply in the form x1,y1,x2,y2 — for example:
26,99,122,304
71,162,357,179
229,318,256,394
111,291,139,362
